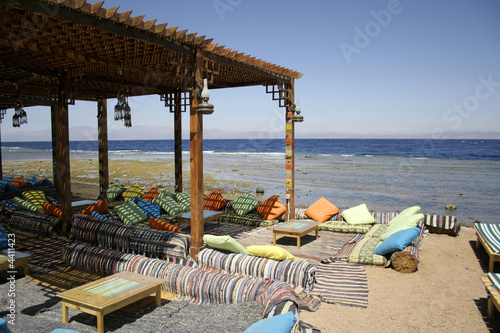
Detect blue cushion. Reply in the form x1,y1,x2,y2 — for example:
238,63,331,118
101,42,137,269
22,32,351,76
0,223,9,250
2,200,19,209
91,211,109,220
130,197,161,219
374,227,421,255
0,318,12,333
50,329,80,333
4,184,18,191
22,176,37,186
0,176,13,191
244,311,297,333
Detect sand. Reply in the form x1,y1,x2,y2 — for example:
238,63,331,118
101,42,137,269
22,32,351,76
2,159,498,332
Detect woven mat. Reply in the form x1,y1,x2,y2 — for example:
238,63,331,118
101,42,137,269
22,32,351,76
321,234,364,263
311,259,369,308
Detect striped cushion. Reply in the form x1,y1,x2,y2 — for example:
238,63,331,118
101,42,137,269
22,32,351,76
347,237,387,266
175,192,191,212
475,223,500,253
231,192,259,216
153,196,183,216
318,221,372,234
122,183,144,202
488,272,500,290
22,190,48,210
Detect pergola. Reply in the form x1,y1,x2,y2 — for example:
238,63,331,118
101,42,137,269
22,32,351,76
0,0,303,257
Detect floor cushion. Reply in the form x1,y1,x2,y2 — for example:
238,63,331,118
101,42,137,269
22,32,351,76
22,190,48,210
305,197,339,223
257,195,286,220
347,237,387,266
203,234,251,255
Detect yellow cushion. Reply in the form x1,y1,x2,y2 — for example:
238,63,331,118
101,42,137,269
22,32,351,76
122,183,144,202
22,190,48,210
305,197,339,223
247,245,295,261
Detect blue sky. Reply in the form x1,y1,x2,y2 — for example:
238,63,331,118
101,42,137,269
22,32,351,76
2,0,499,141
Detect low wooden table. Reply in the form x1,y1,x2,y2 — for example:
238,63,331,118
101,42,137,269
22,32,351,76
57,271,164,333
0,250,30,276
176,210,222,227
272,220,320,249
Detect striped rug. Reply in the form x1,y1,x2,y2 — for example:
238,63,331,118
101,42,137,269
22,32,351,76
311,259,368,308
321,234,364,263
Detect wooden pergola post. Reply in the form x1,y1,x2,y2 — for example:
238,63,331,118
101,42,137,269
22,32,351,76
285,80,296,221
189,50,204,258
57,72,72,236
174,89,183,192
97,98,109,194
0,124,2,180
50,102,60,192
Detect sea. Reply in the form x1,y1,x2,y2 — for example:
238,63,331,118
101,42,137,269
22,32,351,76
2,139,500,225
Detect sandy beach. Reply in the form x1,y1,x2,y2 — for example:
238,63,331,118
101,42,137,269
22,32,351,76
1,158,498,332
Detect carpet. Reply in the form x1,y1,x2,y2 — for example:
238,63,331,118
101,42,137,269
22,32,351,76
16,237,71,275
321,234,364,263
311,259,369,308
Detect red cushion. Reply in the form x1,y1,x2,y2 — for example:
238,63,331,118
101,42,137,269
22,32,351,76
256,195,287,220
10,176,24,187
42,202,63,218
141,188,160,202
81,200,108,215
17,182,32,189
203,189,227,211
149,217,181,233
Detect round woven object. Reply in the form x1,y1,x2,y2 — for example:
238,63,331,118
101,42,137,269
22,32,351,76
391,251,418,274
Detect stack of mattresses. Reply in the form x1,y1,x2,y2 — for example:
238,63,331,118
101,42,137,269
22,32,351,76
196,248,316,292
62,243,320,318
71,213,190,259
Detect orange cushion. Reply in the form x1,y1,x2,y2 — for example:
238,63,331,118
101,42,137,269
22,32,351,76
81,200,108,215
305,197,340,223
17,182,32,189
10,176,24,187
149,216,181,233
257,195,287,220
203,189,227,211
141,188,159,202
42,202,63,218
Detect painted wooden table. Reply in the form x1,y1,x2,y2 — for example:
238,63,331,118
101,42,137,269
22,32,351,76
57,271,164,333
272,220,320,248
0,250,30,275
176,210,222,227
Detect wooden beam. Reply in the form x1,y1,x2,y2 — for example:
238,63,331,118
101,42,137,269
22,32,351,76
0,125,3,180
57,72,72,236
0,0,193,56
50,102,60,193
174,89,183,193
189,50,204,258
97,98,109,194
285,80,295,221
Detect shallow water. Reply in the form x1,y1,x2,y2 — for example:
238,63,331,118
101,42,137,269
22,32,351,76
3,147,499,225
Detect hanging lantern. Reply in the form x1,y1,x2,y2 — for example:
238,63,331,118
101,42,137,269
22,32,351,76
13,99,26,127
197,78,214,115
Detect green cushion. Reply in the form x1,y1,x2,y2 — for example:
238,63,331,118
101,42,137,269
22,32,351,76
107,180,123,200
341,203,376,225
363,224,388,239
156,188,175,201
388,206,421,227
318,220,373,234
153,196,183,216
347,237,387,266
13,197,43,214
114,201,148,225
231,192,259,216
175,192,191,212
203,235,251,255
122,183,144,201
380,213,424,241
22,190,48,210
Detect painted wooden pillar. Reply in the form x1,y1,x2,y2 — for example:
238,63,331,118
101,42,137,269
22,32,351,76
57,73,72,236
285,80,296,221
174,89,183,193
97,98,109,194
189,50,204,258
50,102,60,192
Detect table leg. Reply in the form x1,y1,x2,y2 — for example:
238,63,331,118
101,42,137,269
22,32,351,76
62,303,68,323
97,312,104,333
24,262,29,275
273,233,276,245
315,228,319,239
488,297,494,318
155,288,162,307
297,236,301,249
